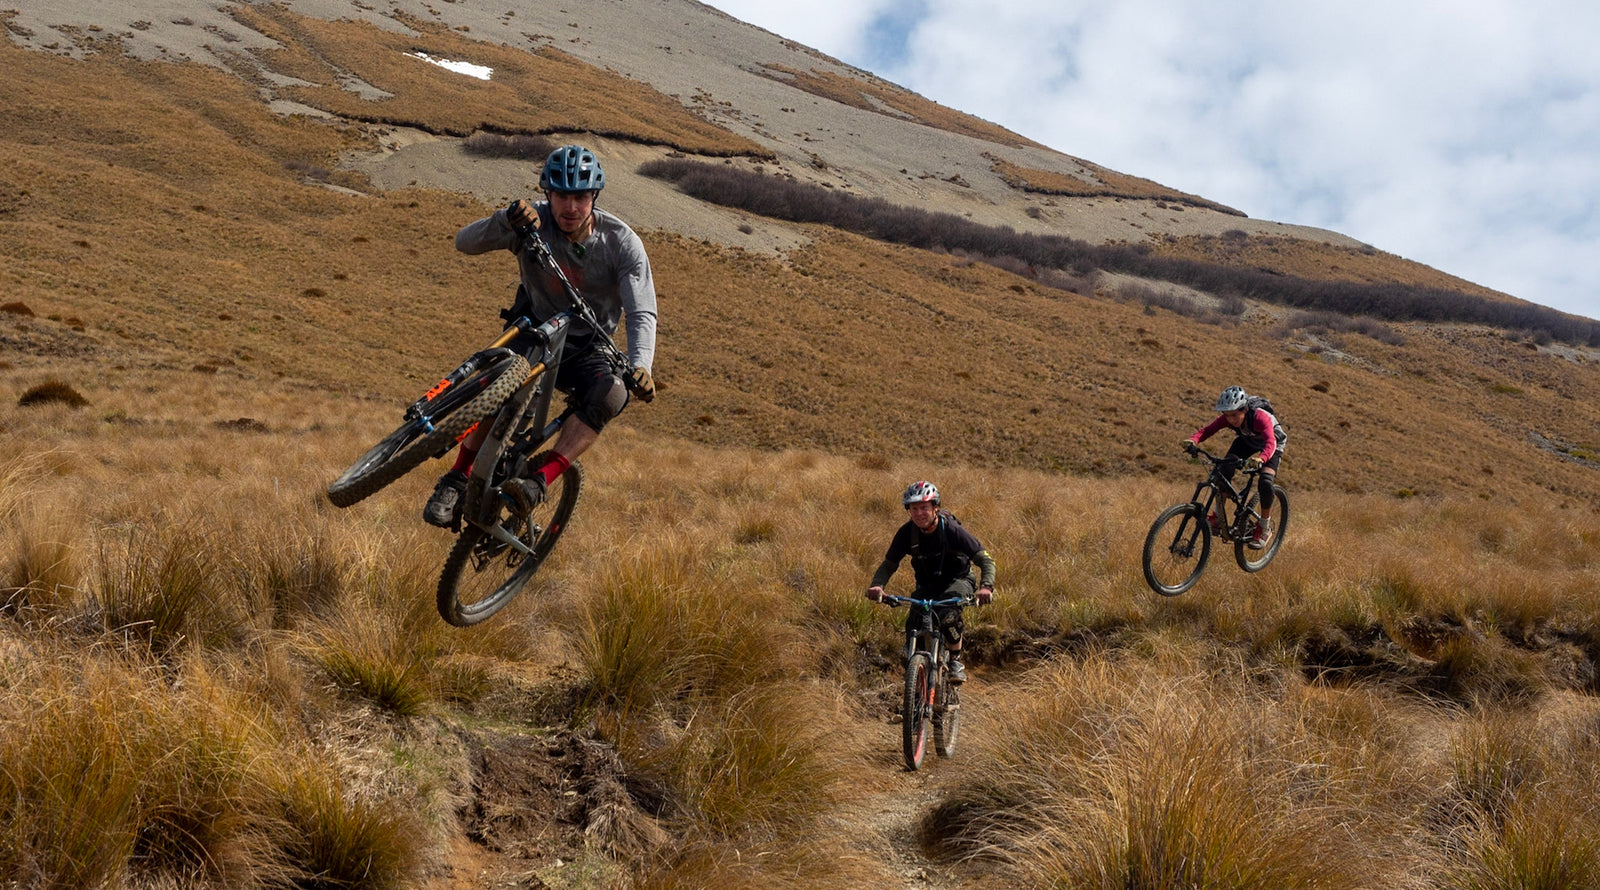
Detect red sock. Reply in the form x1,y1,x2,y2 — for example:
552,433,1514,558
449,444,479,475
536,453,571,486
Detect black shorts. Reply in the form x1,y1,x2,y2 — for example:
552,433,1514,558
907,575,974,646
515,326,629,432
1224,438,1283,473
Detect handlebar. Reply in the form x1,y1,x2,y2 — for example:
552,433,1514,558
1184,445,1263,474
879,595,977,609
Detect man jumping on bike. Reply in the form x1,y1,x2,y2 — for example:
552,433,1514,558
1186,385,1285,549
423,144,658,528
864,481,996,683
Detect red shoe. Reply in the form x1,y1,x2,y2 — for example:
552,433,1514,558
1248,519,1273,550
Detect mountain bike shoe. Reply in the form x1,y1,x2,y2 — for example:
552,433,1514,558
1248,519,1273,550
948,659,967,684
423,471,467,528
500,475,546,515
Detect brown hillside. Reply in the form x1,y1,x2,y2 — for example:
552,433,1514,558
760,64,1046,150
228,6,770,156
1150,231,1520,302
4,40,1600,509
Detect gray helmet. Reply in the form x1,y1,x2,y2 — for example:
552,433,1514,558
902,480,940,508
539,144,605,192
1214,386,1249,412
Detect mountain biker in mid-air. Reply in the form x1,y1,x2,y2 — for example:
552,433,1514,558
1185,385,1285,548
865,481,996,683
422,144,658,528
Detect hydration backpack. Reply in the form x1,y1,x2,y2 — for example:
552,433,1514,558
1244,395,1287,444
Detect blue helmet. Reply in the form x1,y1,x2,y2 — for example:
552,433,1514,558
540,144,605,193
1214,386,1248,412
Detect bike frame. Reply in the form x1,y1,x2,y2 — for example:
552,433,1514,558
1187,450,1263,542
886,594,969,668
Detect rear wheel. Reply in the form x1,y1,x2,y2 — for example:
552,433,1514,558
1142,502,1212,596
1235,487,1289,572
327,354,530,508
933,668,961,758
436,456,582,627
902,653,933,771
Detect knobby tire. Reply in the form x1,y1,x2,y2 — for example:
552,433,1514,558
327,354,531,508
1235,487,1289,573
933,668,960,758
1142,502,1212,596
436,456,582,627
902,653,932,771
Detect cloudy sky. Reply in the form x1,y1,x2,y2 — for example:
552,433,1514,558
702,1,1599,321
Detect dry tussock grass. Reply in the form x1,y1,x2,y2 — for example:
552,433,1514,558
988,152,1244,215
233,6,769,156
6,378,1600,885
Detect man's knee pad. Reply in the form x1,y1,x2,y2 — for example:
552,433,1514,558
576,374,629,432
938,610,964,647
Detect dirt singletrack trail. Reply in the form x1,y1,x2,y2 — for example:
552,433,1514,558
835,676,997,890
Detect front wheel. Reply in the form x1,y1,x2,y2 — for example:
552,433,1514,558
933,668,961,758
1235,487,1289,573
902,652,933,771
1142,502,1212,596
436,456,582,626
327,353,531,508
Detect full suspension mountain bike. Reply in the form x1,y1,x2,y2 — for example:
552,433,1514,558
1141,445,1290,596
877,593,976,771
327,224,647,626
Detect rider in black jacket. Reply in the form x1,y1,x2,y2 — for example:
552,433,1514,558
865,481,996,683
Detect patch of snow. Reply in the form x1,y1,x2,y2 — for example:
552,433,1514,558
408,52,491,80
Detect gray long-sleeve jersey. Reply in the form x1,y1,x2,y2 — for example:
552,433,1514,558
455,203,657,371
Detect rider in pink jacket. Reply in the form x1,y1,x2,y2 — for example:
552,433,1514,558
1187,386,1285,548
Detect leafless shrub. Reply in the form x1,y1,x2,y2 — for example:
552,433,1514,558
1281,309,1407,345
461,131,556,161
641,159,1600,344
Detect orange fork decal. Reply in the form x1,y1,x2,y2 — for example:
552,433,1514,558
422,378,451,401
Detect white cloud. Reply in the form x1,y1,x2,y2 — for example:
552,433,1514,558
702,0,1600,321
697,0,904,64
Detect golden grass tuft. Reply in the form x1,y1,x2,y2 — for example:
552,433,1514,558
927,653,1431,887
269,758,424,890
88,527,245,653
988,152,1244,214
